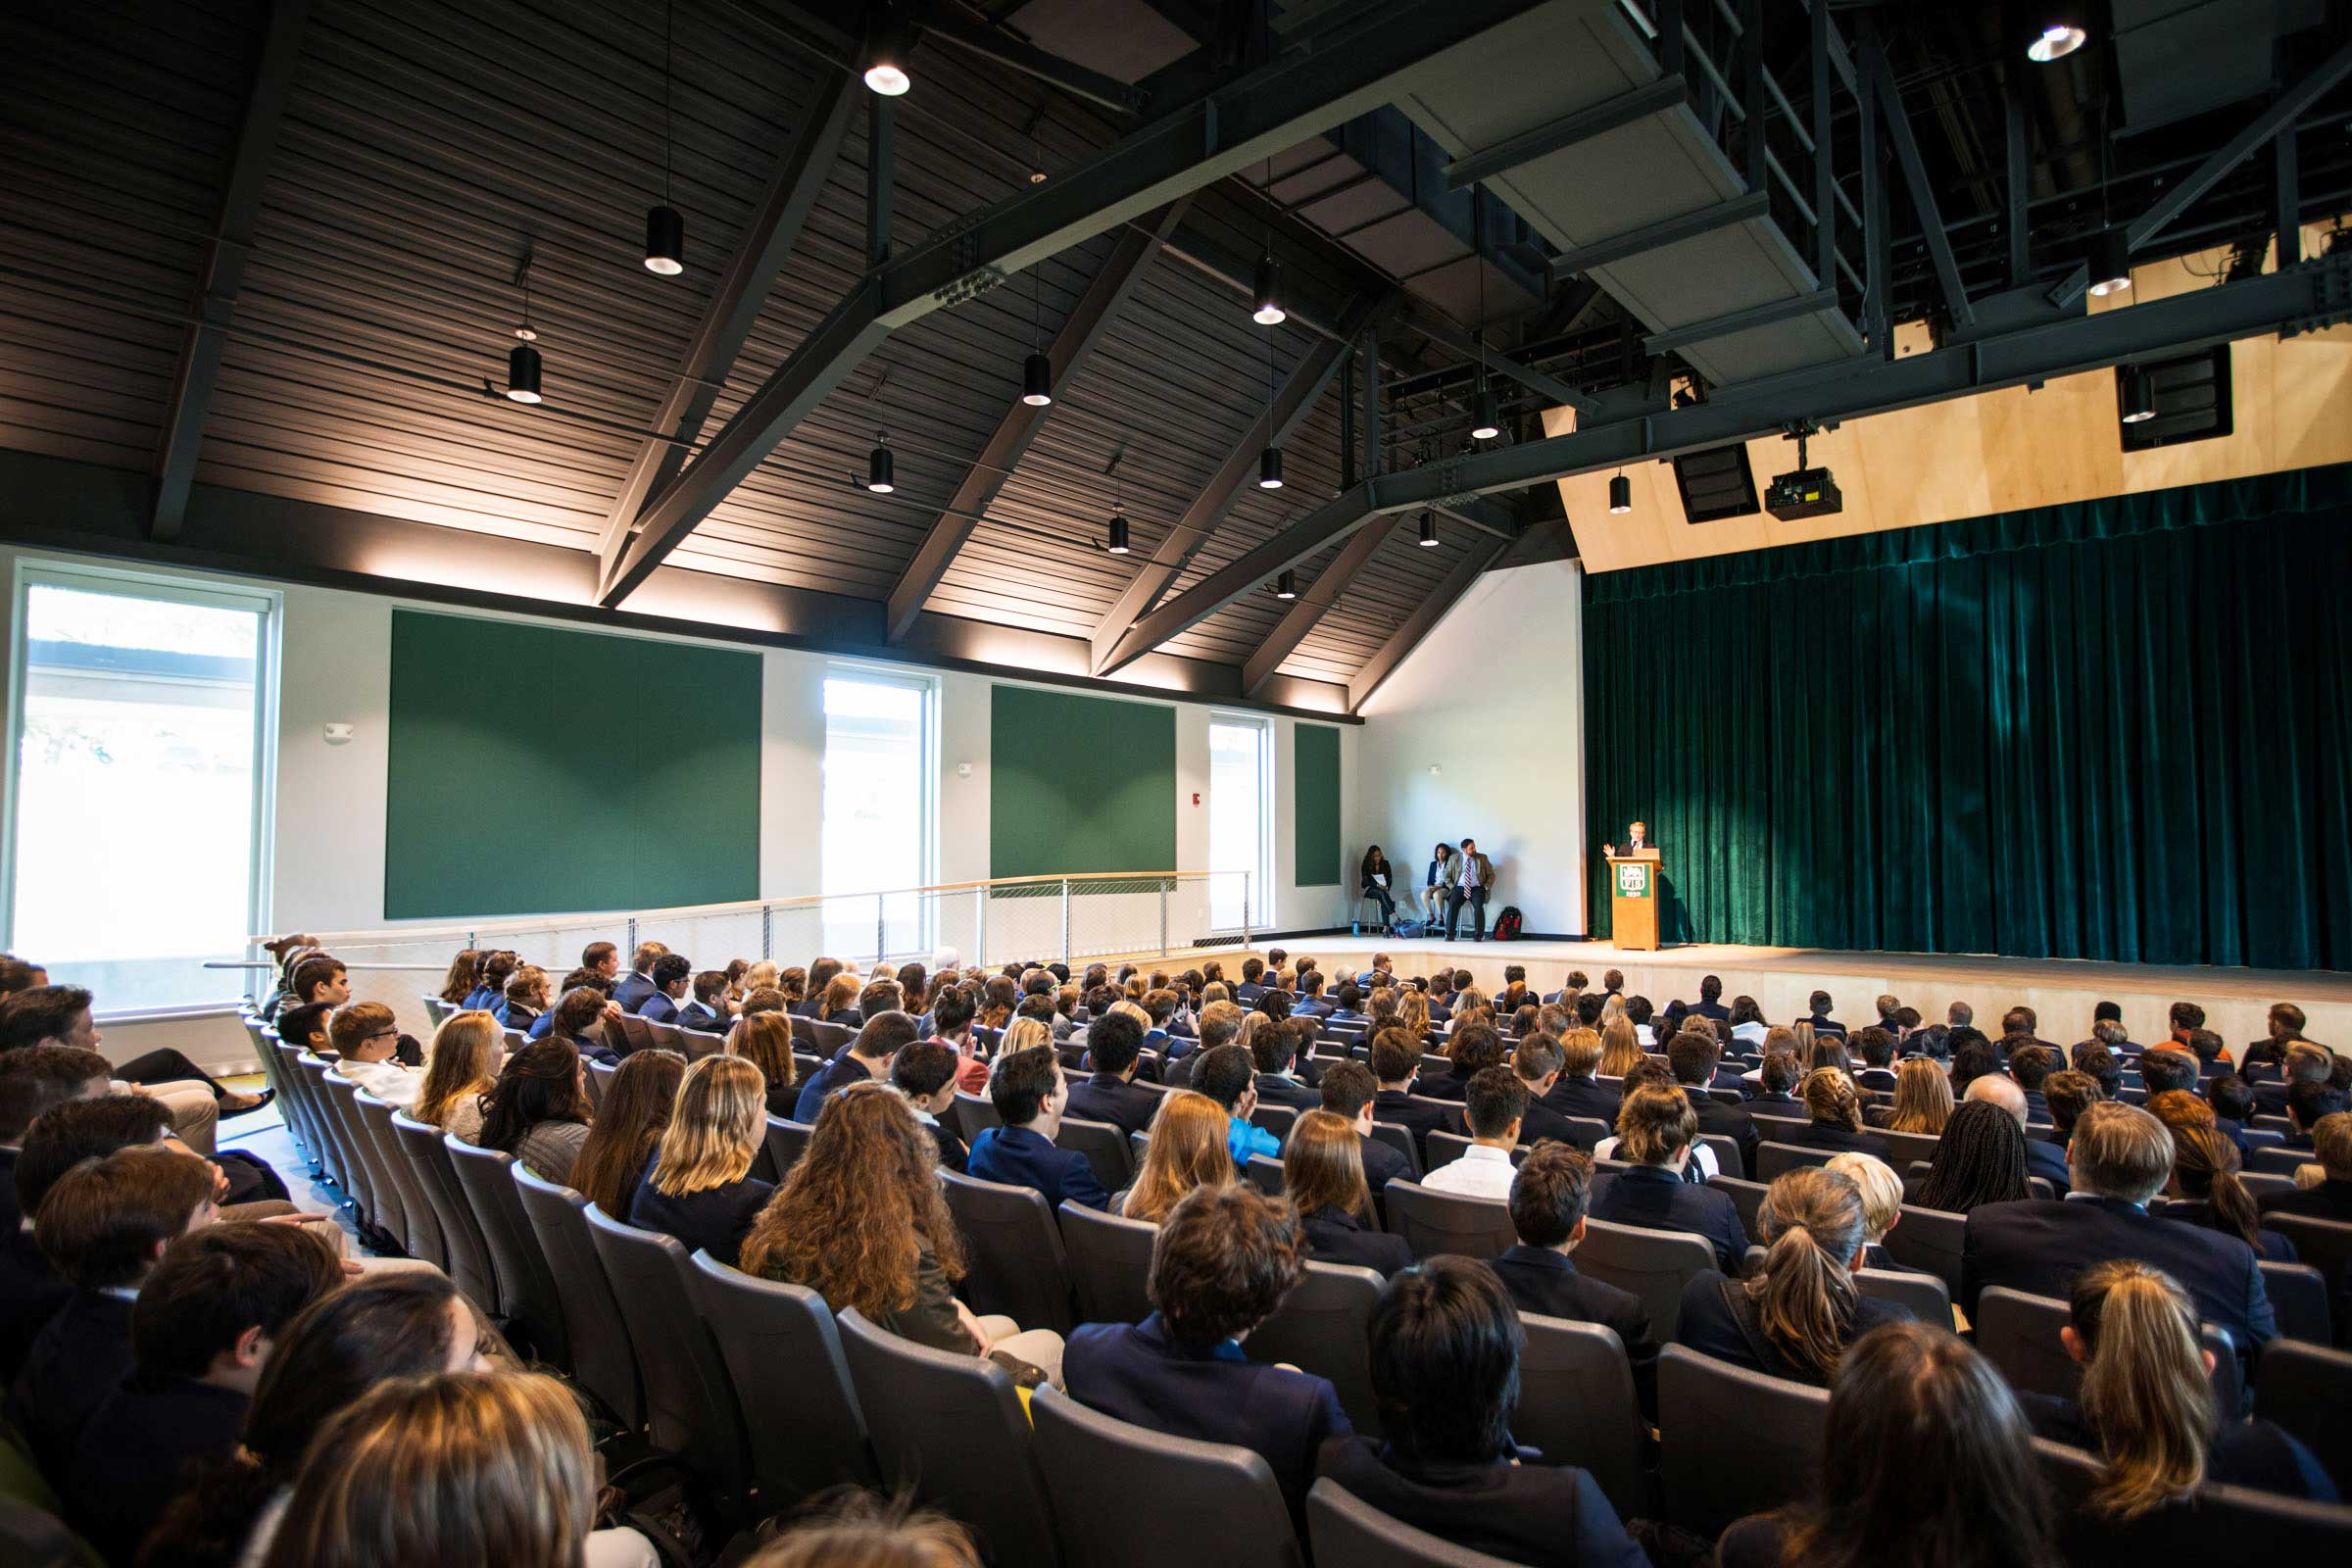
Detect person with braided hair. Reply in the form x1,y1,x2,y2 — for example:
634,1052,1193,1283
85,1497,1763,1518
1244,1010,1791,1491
1774,1067,1890,1159
1676,1165,1916,1386
1910,1100,2033,1214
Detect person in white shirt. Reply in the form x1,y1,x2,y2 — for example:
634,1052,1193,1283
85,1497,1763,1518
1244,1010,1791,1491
326,1002,420,1108
1422,1065,1525,1200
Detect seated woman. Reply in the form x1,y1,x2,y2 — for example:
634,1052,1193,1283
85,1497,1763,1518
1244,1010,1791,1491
1359,845,1396,925
476,1038,595,1184
627,1054,772,1268
2158,1117,2298,1262
1717,1321,2057,1568
1597,1016,1646,1079
1677,1165,1913,1387
813,972,864,1028
1773,1068,1890,1159
1824,1151,1916,1277
570,1050,685,1221
2025,1258,2335,1537
1113,1090,1236,1221
1877,1057,1955,1135
412,1009,503,1144
1586,1083,1749,1271
742,1082,1063,1384
729,1010,800,1118
1316,1256,1648,1568
1908,1100,2032,1214
1286,1109,1413,1274
493,964,549,1032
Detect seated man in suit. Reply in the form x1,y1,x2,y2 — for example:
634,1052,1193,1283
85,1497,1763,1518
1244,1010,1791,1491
1065,1183,1350,1527
65,1221,341,1564
1802,990,1846,1039
9,1142,220,1476
1667,1032,1760,1179
674,969,732,1034
1689,974,1730,1024
1966,1073,2069,1196
2283,1079,2350,1152
1317,1059,1409,1194
636,953,694,1025
611,941,668,1014
1234,956,1268,1006
965,1045,1108,1212
1292,970,1333,1021
2006,1043,2062,1123
1064,1009,1160,1138
1250,1021,1321,1113
2258,1110,2352,1221
1587,1084,1751,1272
1960,1101,2274,1378
793,1011,917,1123
1853,1028,1900,1095
1543,1028,1621,1130
891,1040,968,1173
1368,1026,1461,1158
1509,1034,1592,1152
1487,1143,1659,1419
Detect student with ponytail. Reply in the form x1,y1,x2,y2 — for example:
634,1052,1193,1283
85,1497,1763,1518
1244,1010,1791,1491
2020,1259,2334,1531
1675,1166,1914,1386
1774,1068,1891,1159
2160,1121,2299,1262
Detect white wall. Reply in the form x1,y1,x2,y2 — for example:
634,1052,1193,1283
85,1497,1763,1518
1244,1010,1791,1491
1352,559,1587,934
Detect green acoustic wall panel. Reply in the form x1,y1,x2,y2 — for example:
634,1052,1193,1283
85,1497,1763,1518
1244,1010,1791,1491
990,684,1175,880
385,611,760,918
1293,723,1342,886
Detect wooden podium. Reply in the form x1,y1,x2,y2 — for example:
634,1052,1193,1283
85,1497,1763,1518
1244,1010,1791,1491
1607,853,1663,951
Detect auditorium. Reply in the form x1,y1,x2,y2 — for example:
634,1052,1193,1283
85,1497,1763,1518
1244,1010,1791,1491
5,0,2352,1563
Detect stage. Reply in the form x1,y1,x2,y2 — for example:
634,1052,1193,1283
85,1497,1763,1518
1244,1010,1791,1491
1188,938,2352,1051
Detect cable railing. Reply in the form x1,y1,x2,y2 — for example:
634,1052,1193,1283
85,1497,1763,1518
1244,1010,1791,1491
235,871,1255,1021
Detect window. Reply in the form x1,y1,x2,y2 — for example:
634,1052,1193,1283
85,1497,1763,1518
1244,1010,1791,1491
6,567,276,1011
1207,716,1271,931
819,669,936,960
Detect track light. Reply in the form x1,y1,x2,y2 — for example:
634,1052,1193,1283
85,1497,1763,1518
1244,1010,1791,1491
1105,510,1131,554
1022,351,1053,407
2119,364,2156,423
643,204,684,275
1258,447,1284,489
505,342,543,405
2026,11,2086,63
1251,249,1285,325
1274,569,1298,600
1418,512,1440,548
863,8,913,95
1608,472,1632,514
1471,383,1500,441
866,435,896,494
2086,227,2132,297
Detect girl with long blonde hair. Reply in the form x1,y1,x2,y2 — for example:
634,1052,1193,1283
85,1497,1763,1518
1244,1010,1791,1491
1118,1091,1236,1222
1884,1057,1955,1135
730,1009,800,1117
414,1011,503,1136
1684,1165,1901,1387
626,1054,772,1267
1598,1016,1644,1077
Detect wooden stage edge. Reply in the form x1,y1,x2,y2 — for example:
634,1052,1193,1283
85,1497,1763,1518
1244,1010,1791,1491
1166,939,2352,1054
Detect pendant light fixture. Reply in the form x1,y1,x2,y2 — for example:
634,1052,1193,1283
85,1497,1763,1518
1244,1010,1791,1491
1021,239,1052,406
2026,9,2087,63
863,4,913,96
1608,471,1632,514
1469,193,1500,441
1471,384,1500,442
1251,158,1284,324
506,264,543,404
1418,511,1441,547
644,0,684,274
2085,98,2131,297
1274,569,1298,600
866,432,896,494
1104,465,1130,553
2119,364,2156,423
1257,329,1284,488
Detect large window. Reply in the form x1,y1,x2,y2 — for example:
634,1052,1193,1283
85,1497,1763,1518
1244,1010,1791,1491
1207,715,1272,931
7,568,275,1011
819,668,936,959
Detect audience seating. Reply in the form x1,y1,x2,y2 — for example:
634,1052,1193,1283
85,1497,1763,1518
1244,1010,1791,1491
1876,1128,1943,1168
1854,1265,1952,1325
761,1117,813,1181
2260,1260,2334,1345
2266,1215,2352,1345
2252,1147,2321,1177
446,1139,567,1366
2252,1340,2352,1495
1244,1261,1385,1437
1128,1129,1151,1166
1709,1174,1769,1240
1658,1346,1827,1539
1247,1152,1286,1197
314,1070,375,1225
612,1013,655,1054
389,1110,500,1312
1755,1141,1836,1181
686,1253,876,1501
1054,1116,1135,1193
939,1168,1077,1335
1250,1102,1299,1142
1575,1218,1717,1344
510,1166,643,1430
1057,1201,1158,1325
834,1305,1059,1566
270,1038,324,1172
1029,1385,1300,1568
952,1090,1002,1146
1305,1478,1517,1568
585,1058,615,1108
1881,1203,1966,1298
1367,1121,1422,1179
1513,1312,1649,1521
353,1091,427,1261
1694,1132,1742,1177
1975,1287,2242,1418
1383,1182,1516,1261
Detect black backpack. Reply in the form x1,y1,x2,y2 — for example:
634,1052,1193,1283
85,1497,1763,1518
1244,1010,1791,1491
1493,906,1523,941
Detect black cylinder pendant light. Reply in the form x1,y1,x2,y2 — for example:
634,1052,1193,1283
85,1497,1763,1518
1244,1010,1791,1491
506,341,543,405
2087,226,2132,297
1608,472,1632,514
1258,446,1284,490
1274,569,1298,600
2120,364,2156,423
644,1,685,274
1471,382,1500,441
866,434,896,494
1105,510,1131,554
1418,511,1440,547
1022,351,1053,407
863,4,913,95
1252,248,1285,326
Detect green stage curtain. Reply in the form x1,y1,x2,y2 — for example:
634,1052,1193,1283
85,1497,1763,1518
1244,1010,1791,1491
1583,464,2352,970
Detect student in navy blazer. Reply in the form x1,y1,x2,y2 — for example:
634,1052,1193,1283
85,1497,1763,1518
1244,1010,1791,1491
1064,1184,1349,1528
636,954,694,1025
964,1044,1109,1211
673,970,732,1035
1064,1012,1163,1138
1489,1144,1661,1419
612,942,665,1015
1961,1102,2275,1379
1585,1084,1751,1272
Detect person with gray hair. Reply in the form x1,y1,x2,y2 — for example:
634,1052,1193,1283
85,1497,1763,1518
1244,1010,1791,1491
1965,1073,2071,1195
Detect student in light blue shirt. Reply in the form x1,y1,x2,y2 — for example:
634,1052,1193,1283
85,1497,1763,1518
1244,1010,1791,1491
1191,1043,1280,1168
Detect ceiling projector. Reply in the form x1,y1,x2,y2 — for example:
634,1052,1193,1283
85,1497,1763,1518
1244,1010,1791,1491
1764,424,1841,520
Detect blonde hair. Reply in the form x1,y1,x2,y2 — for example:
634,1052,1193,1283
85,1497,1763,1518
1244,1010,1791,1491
1560,1027,1602,1078
1747,1166,1866,1382
1397,993,1432,1039
1802,1066,1864,1131
414,1011,502,1128
1615,1083,1697,1166
729,1011,797,1097
1108,1000,1152,1030
1598,995,1626,1028
747,1494,980,1568
1282,1109,1374,1223
818,973,861,1020
650,1054,765,1198
743,960,779,994
2073,1259,2214,1519
262,1371,592,1568
1824,1152,1904,1245
1884,1057,1955,1135
1002,1016,1052,1054
1124,1092,1236,1223
1598,1017,1644,1077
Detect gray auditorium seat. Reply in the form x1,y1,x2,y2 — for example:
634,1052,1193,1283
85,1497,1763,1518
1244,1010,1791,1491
1975,1286,2242,1417
585,1058,615,1109
1367,1121,1422,1179
1575,1217,1716,1345
1384,1181,1516,1261
510,1166,641,1429
1248,1152,1287,1197
1515,1312,1648,1521
1250,1102,1298,1142
1658,1345,1829,1539
390,1111,499,1312
940,1167,1077,1334
316,1072,374,1223
1755,1141,1837,1180
1059,1200,1157,1326
2261,1259,2333,1345
1708,1174,1770,1241
352,1092,422,1260
1055,1115,1135,1193
1244,1260,1385,1438
1855,1265,1952,1326
446,1139,566,1366
2253,1340,2352,1495
1029,1386,1300,1568
762,1116,814,1181
687,1252,876,1501
952,1090,1003,1146
1880,1202,1965,1298
1305,1479,1519,1568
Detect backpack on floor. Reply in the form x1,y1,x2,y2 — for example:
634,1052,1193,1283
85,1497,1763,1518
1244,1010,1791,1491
1493,906,1524,941
1391,916,1426,939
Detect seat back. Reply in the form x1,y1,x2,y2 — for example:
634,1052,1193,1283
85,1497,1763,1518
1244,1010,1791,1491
612,1012,655,1055
834,1307,1057,1566
642,1020,686,1054
1708,1174,1770,1241
1855,1266,1952,1325
953,1090,1003,1146
1755,1141,1836,1180
1250,1102,1298,1142
1694,1133,1742,1178
1057,1200,1157,1326
510,1166,641,1429
1054,1117,1135,1193
1658,1345,1829,1538
1976,1287,2242,1417
585,1059,615,1110
2268,1214,2352,1312
1383,1181,1516,1261
1575,1217,1717,1344
940,1168,1076,1334
580,1206,750,1502
1244,1261,1384,1437
686,1253,875,1501
762,1117,815,1181
1248,1153,1286,1197
271,1041,322,1166
2249,1339,2352,1496
1028,1386,1299,1568
1515,1312,1648,1521
1878,1128,1943,1168
317,1072,375,1220
1366,1121,1422,1179
2252,1146,2320,1177
446,1139,567,1366
1304,1478,1518,1568
1880,1203,1966,1298
389,1112,499,1311
350,1092,419,1260
2260,1259,2333,1346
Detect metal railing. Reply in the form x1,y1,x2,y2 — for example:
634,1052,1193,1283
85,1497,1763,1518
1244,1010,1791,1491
242,870,1254,1020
